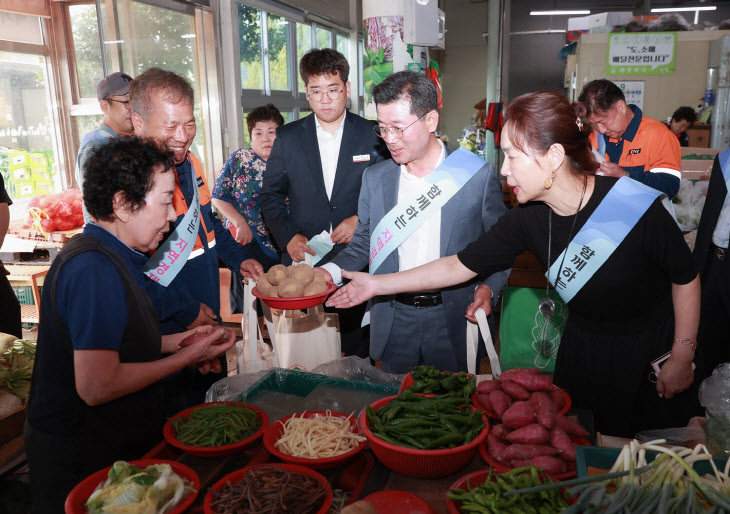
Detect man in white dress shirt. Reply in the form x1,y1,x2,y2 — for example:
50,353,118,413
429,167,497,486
319,71,509,372
260,48,389,357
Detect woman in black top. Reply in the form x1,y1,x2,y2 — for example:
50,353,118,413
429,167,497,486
327,91,702,437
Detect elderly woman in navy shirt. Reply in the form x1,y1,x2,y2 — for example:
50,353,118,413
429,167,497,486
25,138,235,513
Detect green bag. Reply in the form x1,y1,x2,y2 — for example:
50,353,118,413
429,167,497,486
498,286,569,373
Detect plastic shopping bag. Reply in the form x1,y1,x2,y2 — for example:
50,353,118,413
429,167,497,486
236,282,279,374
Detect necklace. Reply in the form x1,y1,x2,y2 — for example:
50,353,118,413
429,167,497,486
538,177,588,318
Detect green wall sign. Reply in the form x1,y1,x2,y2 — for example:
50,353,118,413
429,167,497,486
607,32,676,76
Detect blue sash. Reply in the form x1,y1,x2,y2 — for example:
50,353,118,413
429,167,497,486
368,148,484,273
546,177,662,303
719,147,730,190
143,165,201,287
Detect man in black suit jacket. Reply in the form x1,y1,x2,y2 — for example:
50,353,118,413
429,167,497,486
260,49,389,357
693,149,730,376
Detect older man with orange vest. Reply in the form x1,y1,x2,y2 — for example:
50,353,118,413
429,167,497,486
130,68,263,411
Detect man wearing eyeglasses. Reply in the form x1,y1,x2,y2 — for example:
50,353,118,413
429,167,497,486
75,72,135,223
319,71,509,373
260,48,389,358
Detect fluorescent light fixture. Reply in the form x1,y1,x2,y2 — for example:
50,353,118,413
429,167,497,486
103,40,125,45
530,10,590,16
651,6,716,12
180,34,196,39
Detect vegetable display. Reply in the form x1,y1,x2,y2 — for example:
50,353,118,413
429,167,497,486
171,403,260,447
274,412,366,459
366,390,485,450
447,465,569,513
208,465,328,514
0,334,35,405
84,461,195,514
503,439,730,513
405,365,477,398
477,369,588,475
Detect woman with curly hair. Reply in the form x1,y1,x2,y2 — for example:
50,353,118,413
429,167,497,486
25,137,235,513
212,103,284,312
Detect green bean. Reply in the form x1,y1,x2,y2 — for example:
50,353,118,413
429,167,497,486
172,402,260,447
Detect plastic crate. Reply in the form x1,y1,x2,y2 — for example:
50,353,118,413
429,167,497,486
242,369,399,403
12,286,35,305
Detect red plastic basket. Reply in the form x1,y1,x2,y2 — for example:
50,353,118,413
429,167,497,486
263,411,367,469
203,463,333,514
473,384,572,418
358,395,489,479
252,282,336,309
65,459,199,514
446,468,575,513
478,435,588,480
163,401,268,458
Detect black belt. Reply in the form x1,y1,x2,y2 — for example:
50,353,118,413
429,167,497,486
394,292,442,308
711,243,728,261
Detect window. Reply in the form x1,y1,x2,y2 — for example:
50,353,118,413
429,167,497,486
0,12,63,219
239,4,263,90
237,3,355,123
69,4,103,99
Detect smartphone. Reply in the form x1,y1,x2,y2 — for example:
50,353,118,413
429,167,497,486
651,351,696,375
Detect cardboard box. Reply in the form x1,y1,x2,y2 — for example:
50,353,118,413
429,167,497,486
588,12,634,33
567,16,590,32
680,147,720,178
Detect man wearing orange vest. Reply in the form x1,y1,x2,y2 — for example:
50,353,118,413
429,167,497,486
130,68,263,411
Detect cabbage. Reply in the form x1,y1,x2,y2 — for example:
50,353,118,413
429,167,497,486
85,461,195,514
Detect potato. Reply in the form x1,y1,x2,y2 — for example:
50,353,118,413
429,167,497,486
277,278,305,298
311,271,327,285
288,263,315,285
256,275,279,297
303,281,329,296
266,264,288,286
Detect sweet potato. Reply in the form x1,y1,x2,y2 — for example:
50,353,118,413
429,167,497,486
476,393,491,411
509,372,554,392
533,391,558,429
506,423,550,445
501,401,537,429
556,414,590,437
477,379,501,395
550,389,566,411
500,380,530,400
511,455,568,475
498,368,542,382
488,390,511,418
487,434,509,465
491,424,511,441
502,444,558,461
550,426,577,461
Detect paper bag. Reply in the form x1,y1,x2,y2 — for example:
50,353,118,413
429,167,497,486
266,304,341,371
236,282,279,374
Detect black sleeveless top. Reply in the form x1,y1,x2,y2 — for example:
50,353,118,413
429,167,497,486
28,234,163,466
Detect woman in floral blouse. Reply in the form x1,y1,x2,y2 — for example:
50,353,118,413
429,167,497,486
212,104,284,312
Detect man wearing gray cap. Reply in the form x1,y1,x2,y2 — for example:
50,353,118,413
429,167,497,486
75,72,134,222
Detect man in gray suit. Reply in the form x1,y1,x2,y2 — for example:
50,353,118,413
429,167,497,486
319,71,509,373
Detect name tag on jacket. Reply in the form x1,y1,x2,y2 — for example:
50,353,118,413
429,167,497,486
352,154,370,162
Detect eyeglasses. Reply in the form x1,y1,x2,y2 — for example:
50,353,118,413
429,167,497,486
306,86,344,102
106,98,130,109
374,112,427,140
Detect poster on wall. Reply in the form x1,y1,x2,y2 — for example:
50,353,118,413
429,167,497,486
362,16,400,119
611,80,644,111
607,32,676,76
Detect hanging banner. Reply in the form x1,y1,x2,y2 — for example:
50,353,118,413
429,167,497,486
607,32,676,76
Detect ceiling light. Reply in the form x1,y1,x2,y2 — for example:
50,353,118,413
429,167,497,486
530,10,591,16
650,6,716,12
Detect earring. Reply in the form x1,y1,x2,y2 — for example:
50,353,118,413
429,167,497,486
544,169,557,189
